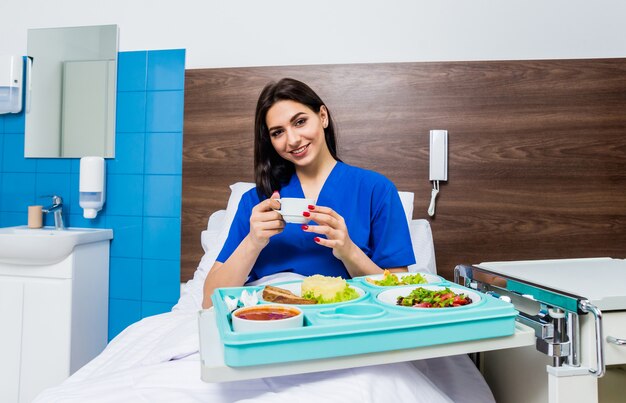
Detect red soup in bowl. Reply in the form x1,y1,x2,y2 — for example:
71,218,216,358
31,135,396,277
232,304,303,332
235,306,300,320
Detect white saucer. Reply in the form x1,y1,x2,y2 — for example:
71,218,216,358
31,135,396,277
281,215,310,224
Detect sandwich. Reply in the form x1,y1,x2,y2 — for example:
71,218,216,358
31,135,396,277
262,285,318,305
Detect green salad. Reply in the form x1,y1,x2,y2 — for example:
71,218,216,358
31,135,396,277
396,287,472,308
367,270,428,286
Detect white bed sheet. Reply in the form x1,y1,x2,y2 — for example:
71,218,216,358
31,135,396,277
35,272,495,403
35,308,494,403
34,186,494,402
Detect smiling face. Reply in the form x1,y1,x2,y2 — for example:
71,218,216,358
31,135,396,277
265,100,332,169
253,78,341,198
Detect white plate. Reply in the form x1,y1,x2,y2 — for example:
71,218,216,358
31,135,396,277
363,271,444,287
376,285,481,309
261,281,366,305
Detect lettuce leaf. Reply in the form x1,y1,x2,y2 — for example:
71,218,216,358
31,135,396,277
302,285,359,304
369,272,427,286
401,273,427,285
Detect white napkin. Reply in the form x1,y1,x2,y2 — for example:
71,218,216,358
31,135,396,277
240,290,259,307
224,296,239,312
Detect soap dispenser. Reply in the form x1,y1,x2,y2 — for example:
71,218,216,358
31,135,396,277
0,55,23,114
79,156,106,218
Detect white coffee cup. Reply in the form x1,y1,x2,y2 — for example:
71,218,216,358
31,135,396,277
274,198,314,224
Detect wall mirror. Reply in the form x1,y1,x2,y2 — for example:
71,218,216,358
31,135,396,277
25,24,118,158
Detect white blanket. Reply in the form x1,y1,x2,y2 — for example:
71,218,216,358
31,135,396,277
35,309,495,403
35,201,492,402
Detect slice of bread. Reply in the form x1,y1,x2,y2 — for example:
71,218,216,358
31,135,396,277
262,285,317,305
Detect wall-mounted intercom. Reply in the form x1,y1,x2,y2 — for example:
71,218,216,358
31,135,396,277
428,129,448,216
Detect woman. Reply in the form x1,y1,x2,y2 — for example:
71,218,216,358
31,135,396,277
202,78,415,308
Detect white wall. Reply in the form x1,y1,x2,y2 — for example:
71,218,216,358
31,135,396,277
2,0,625,69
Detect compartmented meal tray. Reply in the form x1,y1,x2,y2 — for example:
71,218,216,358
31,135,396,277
211,279,518,367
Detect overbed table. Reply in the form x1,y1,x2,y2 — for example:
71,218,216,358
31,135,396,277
199,308,534,383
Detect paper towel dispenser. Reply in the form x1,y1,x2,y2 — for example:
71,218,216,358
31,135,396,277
79,156,106,219
0,55,23,114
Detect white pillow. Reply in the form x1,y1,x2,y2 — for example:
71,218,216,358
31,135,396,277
173,183,254,311
407,219,437,274
225,182,256,220
195,182,255,262
398,191,414,223
200,210,225,253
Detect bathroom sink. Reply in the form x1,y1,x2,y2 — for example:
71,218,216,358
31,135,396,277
0,226,113,266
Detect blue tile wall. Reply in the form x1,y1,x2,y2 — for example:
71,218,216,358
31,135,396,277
0,49,186,341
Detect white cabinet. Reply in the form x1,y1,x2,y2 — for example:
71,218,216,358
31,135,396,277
0,238,111,403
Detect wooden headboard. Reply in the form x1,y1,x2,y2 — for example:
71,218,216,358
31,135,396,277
182,59,626,282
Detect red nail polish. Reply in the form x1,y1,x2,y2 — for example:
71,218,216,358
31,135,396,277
314,237,320,243
301,225,308,230
302,211,310,217
308,205,315,210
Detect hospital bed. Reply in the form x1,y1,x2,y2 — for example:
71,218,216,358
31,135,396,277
31,55,626,402
34,185,512,403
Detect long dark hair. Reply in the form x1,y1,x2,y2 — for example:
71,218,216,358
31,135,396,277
254,78,340,199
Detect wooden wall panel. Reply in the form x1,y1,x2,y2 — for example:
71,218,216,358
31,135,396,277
182,59,626,282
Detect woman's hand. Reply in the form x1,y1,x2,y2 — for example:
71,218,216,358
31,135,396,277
301,205,357,261
248,191,284,249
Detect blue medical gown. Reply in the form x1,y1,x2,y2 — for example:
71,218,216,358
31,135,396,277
216,162,416,282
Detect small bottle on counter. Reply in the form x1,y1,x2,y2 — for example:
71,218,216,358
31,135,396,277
28,205,43,228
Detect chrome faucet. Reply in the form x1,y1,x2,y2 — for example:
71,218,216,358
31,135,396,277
42,195,65,230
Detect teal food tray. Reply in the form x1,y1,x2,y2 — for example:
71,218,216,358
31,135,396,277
211,278,517,367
